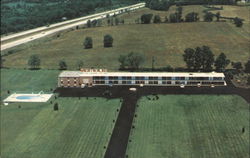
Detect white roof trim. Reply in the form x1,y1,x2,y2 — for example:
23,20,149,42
59,71,225,78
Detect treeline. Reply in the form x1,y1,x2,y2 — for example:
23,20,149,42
145,0,236,11
139,6,243,27
1,0,139,35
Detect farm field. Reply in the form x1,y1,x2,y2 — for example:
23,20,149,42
2,5,250,70
126,95,250,158
1,97,121,158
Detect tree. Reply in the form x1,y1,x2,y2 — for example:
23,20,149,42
141,14,153,24
247,76,250,85
245,60,250,73
0,56,5,68
215,12,220,21
118,54,128,69
164,16,169,23
176,6,183,22
201,46,214,71
169,13,178,23
115,18,119,25
87,20,91,27
84,37,93,49
76,60,84,70
183,48,195,70
153,15,161,23
97,20,102,27
214,53,230,72
185,12,199,22
28,54,41,69
104,34,113,47
233,17,243,27
54,103,59,111
126,52,145,70
91,20,97,27
204,12,214,22
231,62,243,71
59,60,67,70
193,47,203,70
118,52,145,70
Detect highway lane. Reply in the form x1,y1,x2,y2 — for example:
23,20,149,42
1,2,145,47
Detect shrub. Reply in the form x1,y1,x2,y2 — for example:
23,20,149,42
153,15,161,23
59,60,67,70
84,37,93,49
104,34,113,47
141,14,153,24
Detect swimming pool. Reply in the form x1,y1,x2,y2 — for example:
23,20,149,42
4,93,53,103
16,95,42,100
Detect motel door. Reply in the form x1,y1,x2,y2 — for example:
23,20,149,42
83,79,89,84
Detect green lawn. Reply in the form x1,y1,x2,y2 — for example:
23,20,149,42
2,6,249,70
1,69,122,158
0,69,60,99
126,95,250,158
1,98,121,158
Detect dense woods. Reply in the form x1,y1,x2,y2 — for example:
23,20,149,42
1,0,141,35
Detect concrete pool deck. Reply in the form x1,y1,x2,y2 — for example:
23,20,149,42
3,93,53,103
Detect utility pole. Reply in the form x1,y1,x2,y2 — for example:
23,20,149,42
152,56,155,71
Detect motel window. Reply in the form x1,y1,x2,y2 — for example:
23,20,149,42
149,77,158,80
122,81,127,84
175,81,180,84
149,81,154,84
167,81,171,84
213,77,222,80
135,77,145,80
153,81,158,84
114,81,118,84
175,77,185,80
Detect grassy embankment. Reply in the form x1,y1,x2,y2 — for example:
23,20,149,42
2,5,249,70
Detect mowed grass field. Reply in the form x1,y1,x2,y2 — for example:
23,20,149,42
1,98,121,158
126,95,250,158
1,69,121,158
2,5,249,70
0,69,59,99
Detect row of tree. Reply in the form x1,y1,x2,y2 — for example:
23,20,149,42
140,7,243,27
183,46,250,72
84,34,113,49
8,50,250,73
27,54,84,70
145,0,236,11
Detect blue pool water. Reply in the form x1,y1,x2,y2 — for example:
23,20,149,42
16,96,41,100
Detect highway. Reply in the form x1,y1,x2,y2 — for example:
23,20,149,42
1,3,145,51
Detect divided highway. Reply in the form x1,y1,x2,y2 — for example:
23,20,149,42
1,3,145,51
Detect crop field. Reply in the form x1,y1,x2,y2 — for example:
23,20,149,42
126,95,250,158
1,97,121,158
2,6,249,70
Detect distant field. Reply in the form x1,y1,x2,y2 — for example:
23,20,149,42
2,6,249,70
126,95,250,158
1,97,121,158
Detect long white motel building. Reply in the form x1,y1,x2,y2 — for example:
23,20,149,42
58,69,226,88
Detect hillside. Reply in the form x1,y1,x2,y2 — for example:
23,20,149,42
2,5,250,70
